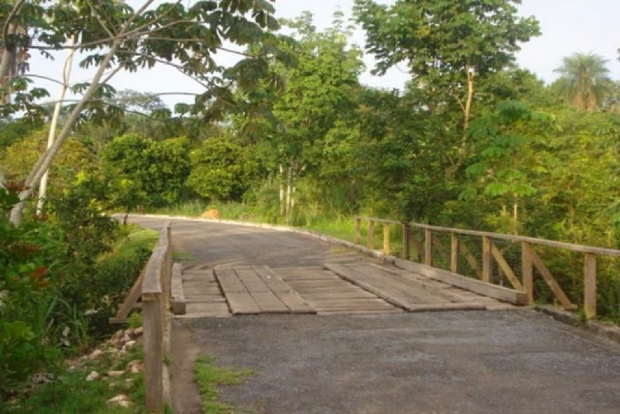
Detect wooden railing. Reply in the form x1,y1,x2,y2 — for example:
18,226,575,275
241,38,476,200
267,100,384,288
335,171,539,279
355,217,620,320
141,222,172,413
107,222,169,413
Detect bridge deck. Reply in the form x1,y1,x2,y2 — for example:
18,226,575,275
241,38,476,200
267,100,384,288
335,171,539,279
177,262,519,318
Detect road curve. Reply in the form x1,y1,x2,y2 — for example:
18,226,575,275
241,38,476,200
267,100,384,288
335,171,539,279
129,215,620,414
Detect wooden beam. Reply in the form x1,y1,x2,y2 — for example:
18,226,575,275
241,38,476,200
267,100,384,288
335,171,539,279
490,243,524,291
450,233,459,274
525,244,577,310
460,241,482,278
522,242,534,304
383,224,391,255
367,220,375,250
143,293,164,413
584,253,597,319
393,259,528,305
171,263,186,315
424,229,432,266
482,236,492,283
109,266,146,324
354,218,361,245
431,235,449,267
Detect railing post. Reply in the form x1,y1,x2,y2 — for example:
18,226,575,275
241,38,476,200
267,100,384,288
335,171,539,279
143,293,164,413
482,236,492,283
367,220,375,250
402,223,410,260
424,229,432,266
584,253,597,319
522,242,534,304
383,224,391,255
450,233,459,273
354,218,361,245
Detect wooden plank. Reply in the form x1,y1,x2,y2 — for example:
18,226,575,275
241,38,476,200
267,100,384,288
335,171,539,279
326,263,447,311
584,253,597,319
490,243,524,292
143,293,164,413
171,263,186,315
366,264,482,304
110,266,146,324
393,259,528,305
214,268,246,293
450,233,459,273
352,264,450,305
431,236,449,266
525,244,577,310
253,266,315,314
250,292,290,313
235,267,271,293
225,292,261,315
482,236,492,283
522,242,534,304
409,222,620,256
460,241,483,278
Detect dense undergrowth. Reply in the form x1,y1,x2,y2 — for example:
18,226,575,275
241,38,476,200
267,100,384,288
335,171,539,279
1,184,157,407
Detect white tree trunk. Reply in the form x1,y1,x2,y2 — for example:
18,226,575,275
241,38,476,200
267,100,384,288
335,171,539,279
279,164,285,216
285,164,293,223
37,36,76,214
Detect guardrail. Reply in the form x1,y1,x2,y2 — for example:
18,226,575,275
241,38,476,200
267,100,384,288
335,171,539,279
355,216,620,320
111,222,171,413
141,222,172,413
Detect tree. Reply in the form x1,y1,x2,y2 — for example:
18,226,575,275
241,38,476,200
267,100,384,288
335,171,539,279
186,136,256,202
353,0,540,132
552,53,612,111
242,11,364,222
1,0,288,225
102,134,191,206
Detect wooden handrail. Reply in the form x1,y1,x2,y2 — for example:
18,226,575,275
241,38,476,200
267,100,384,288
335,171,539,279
141,222,172,413
354,216,619,320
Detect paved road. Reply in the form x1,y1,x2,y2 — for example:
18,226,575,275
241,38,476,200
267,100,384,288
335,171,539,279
130,216,620,414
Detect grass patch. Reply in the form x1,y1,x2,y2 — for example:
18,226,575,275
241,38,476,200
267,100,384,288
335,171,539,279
100,224,159,264
8,345,147,414
173,250,193,261
194,356,256,414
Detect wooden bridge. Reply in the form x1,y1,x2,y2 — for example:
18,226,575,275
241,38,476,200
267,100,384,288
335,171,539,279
121,215,620,414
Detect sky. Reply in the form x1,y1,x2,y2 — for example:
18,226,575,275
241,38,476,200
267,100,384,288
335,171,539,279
27,0,620,108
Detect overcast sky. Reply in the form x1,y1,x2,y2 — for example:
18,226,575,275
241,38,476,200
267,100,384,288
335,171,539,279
30,0,620,108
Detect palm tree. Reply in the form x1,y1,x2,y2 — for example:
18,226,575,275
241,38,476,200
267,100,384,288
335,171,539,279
552,53,612,111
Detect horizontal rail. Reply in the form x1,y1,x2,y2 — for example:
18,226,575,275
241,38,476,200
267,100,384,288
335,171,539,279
356,216,620,256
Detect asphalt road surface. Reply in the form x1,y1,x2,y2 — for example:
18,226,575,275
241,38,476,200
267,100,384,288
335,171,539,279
129,216,620,414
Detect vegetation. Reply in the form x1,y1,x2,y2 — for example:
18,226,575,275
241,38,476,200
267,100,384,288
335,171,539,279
194,356,256,414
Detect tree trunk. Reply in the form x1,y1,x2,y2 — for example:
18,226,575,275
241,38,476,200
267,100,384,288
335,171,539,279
37,36,76,214
0,23,17,104
279,164,285,217
512,193,518,235
285,164,293,224
464,65,475,131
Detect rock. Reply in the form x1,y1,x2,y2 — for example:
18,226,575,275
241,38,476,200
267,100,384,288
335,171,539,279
32,373,54,384
122,340,136,351
86,371,100,381
201,209,220,219
107,370,125,378
133,327,144,338
126,360,142,374
89,349,104,358
107,394,132,408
